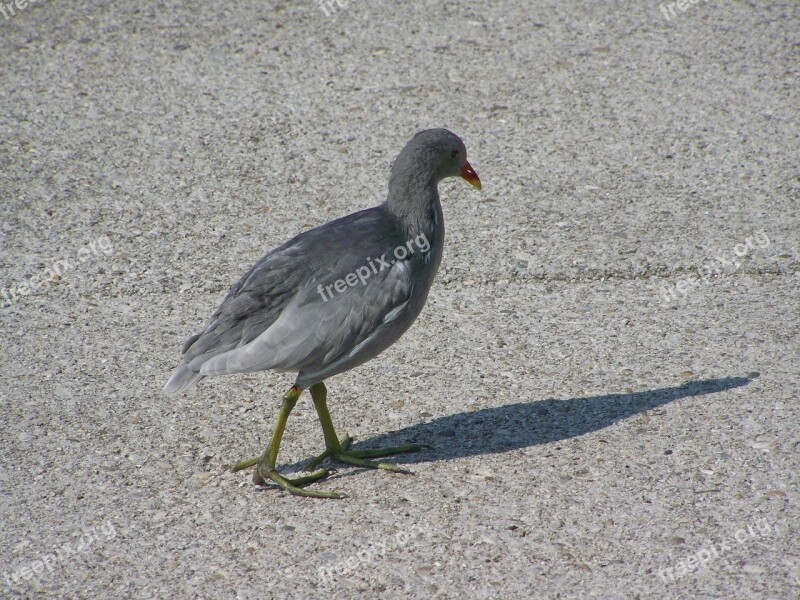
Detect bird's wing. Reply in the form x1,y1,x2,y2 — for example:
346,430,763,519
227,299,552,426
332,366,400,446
178,241,314,366
179,207,418,376
195,251,418,376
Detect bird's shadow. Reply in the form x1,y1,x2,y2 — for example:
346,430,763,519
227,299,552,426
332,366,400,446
283,376,753,470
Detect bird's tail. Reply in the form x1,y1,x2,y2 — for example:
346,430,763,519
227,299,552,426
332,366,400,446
163,365,204,396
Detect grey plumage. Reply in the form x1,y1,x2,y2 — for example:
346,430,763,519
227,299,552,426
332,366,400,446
164,128,478,396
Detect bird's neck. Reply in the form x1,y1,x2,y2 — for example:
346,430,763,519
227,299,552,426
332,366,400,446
384,156,439,220
383,174,444,242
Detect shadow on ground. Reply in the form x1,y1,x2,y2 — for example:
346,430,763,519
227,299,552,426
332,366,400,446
300,376,755,468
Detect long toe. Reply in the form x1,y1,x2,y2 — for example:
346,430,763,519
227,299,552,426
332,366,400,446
231,456,260,472
343,443,422,459
266,469,346,499
331,450,414,475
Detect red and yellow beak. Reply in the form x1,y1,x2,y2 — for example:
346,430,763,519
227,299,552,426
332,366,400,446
460,161,482,190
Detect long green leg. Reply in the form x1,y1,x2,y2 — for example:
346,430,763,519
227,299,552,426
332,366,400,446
232,381,422,498
307,381,421,474
233,385,342,499
252,385,299,485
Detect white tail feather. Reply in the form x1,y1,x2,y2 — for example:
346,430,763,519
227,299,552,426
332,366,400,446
163,365,204,396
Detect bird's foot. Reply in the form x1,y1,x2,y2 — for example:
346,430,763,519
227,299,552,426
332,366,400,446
230,430,424,498
304,433,422,474
232,455,344,498
258,465,345,499
302,433,353,471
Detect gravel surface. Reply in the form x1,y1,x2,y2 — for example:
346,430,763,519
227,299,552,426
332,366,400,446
1,1,798,599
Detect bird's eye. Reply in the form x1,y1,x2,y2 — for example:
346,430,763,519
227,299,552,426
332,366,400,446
450,149,459,158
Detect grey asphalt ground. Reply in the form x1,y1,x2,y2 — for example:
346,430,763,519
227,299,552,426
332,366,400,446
1,1,798,598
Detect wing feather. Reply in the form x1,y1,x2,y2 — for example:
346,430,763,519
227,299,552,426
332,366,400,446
166,206,420,390
198,259,415,376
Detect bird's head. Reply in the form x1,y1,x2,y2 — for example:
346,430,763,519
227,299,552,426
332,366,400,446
393,128,482,191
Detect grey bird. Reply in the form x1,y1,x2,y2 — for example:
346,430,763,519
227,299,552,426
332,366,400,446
164,128,481,498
